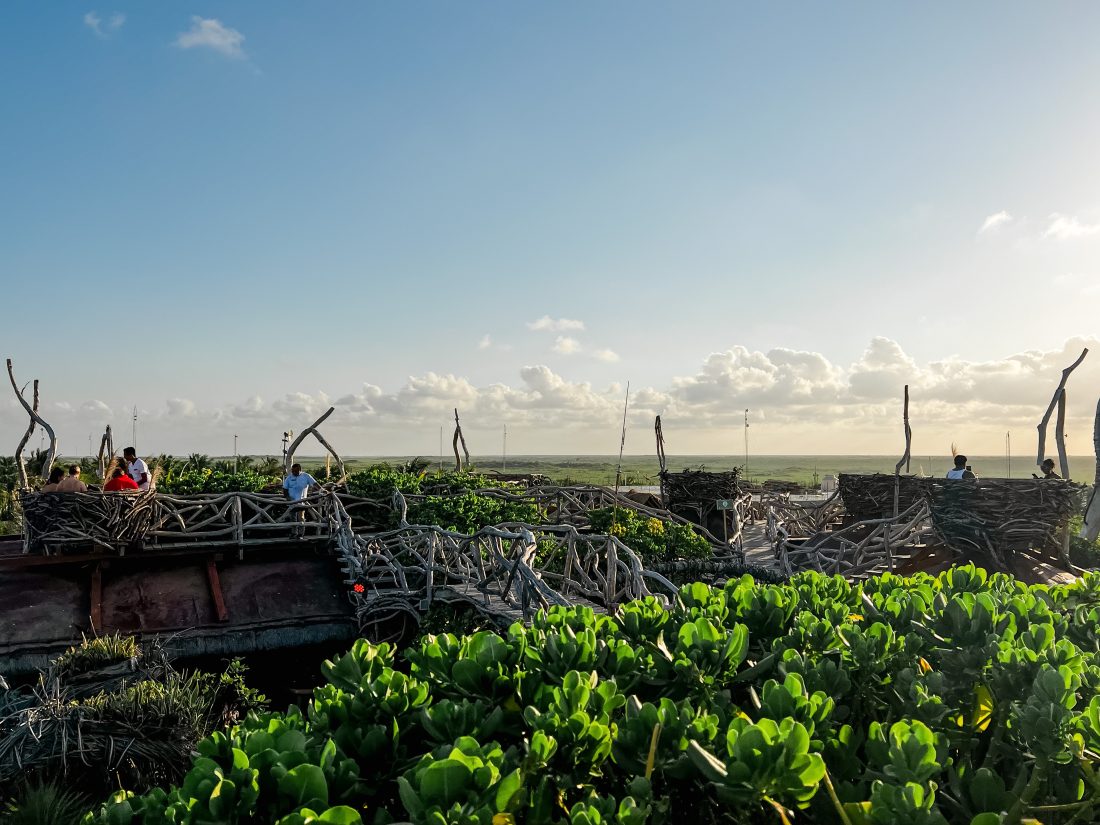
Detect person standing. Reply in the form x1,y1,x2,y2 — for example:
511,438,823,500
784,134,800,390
282,463,319,538
946,455,976,480
123,447,151,491
56,465,88,492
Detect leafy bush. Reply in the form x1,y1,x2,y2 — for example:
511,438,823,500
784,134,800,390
87,564,1100,824
155,469,280,495
588,507,711,561
342,465,426,500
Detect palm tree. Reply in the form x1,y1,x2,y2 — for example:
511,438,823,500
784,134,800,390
256,456,283,476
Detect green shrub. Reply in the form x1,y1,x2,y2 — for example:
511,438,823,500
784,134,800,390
88,564,1100,824
406,493,542,533
155,469,279,495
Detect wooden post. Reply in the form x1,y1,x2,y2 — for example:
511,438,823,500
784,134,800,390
14,379,38,490
1038,348,1088,470
1081,397,1100,543
452,408,470,471
233,494,244,559
893,385,911,518
7,359,59,481
1055,388,1070,480
206,558,230,621
90,563,103,634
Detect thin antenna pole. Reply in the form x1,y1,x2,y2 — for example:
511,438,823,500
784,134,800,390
503,424,507,472
234,434,239,473
614,382,631,494
1006,431,1011,478
132,405,138,451
439,426,443,473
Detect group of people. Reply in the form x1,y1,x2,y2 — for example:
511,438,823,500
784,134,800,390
945,454,1061,480
40,448,152,493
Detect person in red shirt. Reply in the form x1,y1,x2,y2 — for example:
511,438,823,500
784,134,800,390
104,467,139,492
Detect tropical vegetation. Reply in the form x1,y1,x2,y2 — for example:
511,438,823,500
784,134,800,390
82,565,1100,825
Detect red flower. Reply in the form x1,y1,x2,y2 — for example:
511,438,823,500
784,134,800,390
353,583,365,593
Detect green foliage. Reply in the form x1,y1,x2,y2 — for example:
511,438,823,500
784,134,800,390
52,633,140,680
588,507,711,562
154,468,280,495
85,565,1100,824
406,493,542,533
342,465,426,500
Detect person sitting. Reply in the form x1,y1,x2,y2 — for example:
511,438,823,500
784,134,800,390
56,464,88,492
104,467,140,491
946,455,976,480
1034,459,1061,479
41,467,65,492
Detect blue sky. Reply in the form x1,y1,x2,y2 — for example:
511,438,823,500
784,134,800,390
2,4,1100,456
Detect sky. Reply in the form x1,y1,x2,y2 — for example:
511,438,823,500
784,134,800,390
2,3,1100,459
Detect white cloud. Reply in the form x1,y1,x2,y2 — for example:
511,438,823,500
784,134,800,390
593,348,620,363
477,334,492,350
6,338,1100,456
1044,213,1100,240
175,16,246,59
84,11,125,37
978,210,1012,234
552,336,582,355
527,316,585,332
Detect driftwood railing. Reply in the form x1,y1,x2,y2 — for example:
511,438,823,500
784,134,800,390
19,490,333,556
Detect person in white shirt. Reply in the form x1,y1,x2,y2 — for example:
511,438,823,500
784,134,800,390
282,463,319,537
123,447,151,491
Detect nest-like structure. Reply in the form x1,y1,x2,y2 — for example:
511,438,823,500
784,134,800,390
838,473,925,521
20,490,156,553
660,469,741,507
922,477,1082,557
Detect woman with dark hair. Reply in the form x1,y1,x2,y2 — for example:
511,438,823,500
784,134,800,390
104,467,139,492
41,467,66,492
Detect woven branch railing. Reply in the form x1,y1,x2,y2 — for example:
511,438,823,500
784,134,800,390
326,492,677,641
19,490,334,556
772,500,936,578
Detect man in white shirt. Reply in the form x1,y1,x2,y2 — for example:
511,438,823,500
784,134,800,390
123,447,151,491
283,463,319,537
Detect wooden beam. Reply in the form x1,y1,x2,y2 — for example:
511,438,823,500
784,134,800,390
1037,347,1088,468
205,558,229,622
90,563,103,633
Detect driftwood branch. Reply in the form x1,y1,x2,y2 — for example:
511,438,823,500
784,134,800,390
452,408,469,471
14,379,39,489
7,359,58,482
1055,388,1070,480
1038,347,1088,468
284,407,336,474
655,415,667,474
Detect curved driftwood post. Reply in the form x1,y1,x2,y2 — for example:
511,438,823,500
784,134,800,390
452,408,469,471
96,425,115,480
655,415,667,474
284,407,339,475
14,379,39,490
1081,397,1100,544
7,359,58,482
893,385,912,518
1038,347,1088,471
1055,388,1070,480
